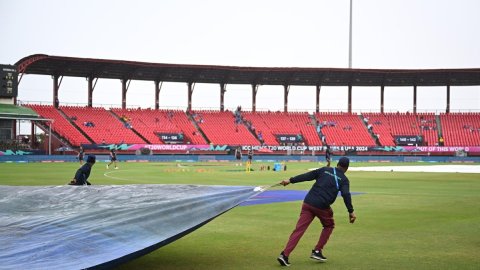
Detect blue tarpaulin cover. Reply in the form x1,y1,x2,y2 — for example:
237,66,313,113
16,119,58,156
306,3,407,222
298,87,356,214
0,184,264,270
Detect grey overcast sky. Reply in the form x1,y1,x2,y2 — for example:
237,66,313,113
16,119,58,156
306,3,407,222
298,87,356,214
1,0,479,112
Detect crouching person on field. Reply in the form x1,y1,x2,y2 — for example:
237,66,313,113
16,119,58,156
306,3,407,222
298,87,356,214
69,155,96,186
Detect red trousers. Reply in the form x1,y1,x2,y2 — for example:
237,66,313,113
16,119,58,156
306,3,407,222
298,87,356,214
283,203,335,256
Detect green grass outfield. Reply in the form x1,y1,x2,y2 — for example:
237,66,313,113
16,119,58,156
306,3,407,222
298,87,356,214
1,161,479,270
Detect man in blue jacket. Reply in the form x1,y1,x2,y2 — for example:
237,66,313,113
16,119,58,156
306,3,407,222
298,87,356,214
69,155,96,186
277,157,356,266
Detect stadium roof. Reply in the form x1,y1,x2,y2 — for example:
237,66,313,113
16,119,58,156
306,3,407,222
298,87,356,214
0,103,47,121
15,54,480,87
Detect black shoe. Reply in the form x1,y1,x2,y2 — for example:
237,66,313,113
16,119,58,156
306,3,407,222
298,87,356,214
310,249,327,262
277,251,291,266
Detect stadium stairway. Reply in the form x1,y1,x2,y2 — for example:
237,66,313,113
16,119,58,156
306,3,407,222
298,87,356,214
416,113,439,146
57,107,95,145
26,104,92,147
171,110,207,145
243,118,262,143
358,114,381,146
60,106,145,145
193,110,259,145
186,110,210,144
362,113,439,146
308,114,325,145
241,111,280,146
240,111,321,146
110,108,207,145
362,113,395,146
289,112,323,146
311,114,328,146
109,110,151,144
34,119,74,149
315,112,376,146
27,105,479,148
435,114,444,140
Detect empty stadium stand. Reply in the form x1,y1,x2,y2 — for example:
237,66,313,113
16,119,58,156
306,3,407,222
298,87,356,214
362,112,440,146
241,111,321,146
111,108,207,145
417,113,439,146
175,110,208,145
26,104,90,146
192,110,259,145
240,111,279,145
386,112,419,139
60,106,144,144
24,104,480,149
287,112,323,146
440,113,480,146
362,113,395,146
315,112,376,146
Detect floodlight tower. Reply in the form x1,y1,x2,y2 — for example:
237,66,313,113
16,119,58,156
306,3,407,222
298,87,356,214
348,0,353,68
346,0,354,113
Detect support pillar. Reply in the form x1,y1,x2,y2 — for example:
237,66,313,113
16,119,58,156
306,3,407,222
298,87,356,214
87,76,95,107
220,83,226,112
187,82,194,112
348,84,352,113
252,84,258,112
155,81,162,110
446,85,450,113
380,85,385,113
316,85,321,113
48,121,52,155
12,119,16,142
284,85,290,113
121,79,128,109
413,85,417,113
53,75,60,108
30,122,36,149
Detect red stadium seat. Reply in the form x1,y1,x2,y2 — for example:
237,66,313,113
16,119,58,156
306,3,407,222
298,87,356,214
193,110,259,145
60,106,144,144
110,108,207,145
316,112,375,146
440,113,480,146
26,104,90,146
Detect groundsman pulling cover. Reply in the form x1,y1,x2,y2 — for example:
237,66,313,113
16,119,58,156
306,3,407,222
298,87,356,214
0,184,264,269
